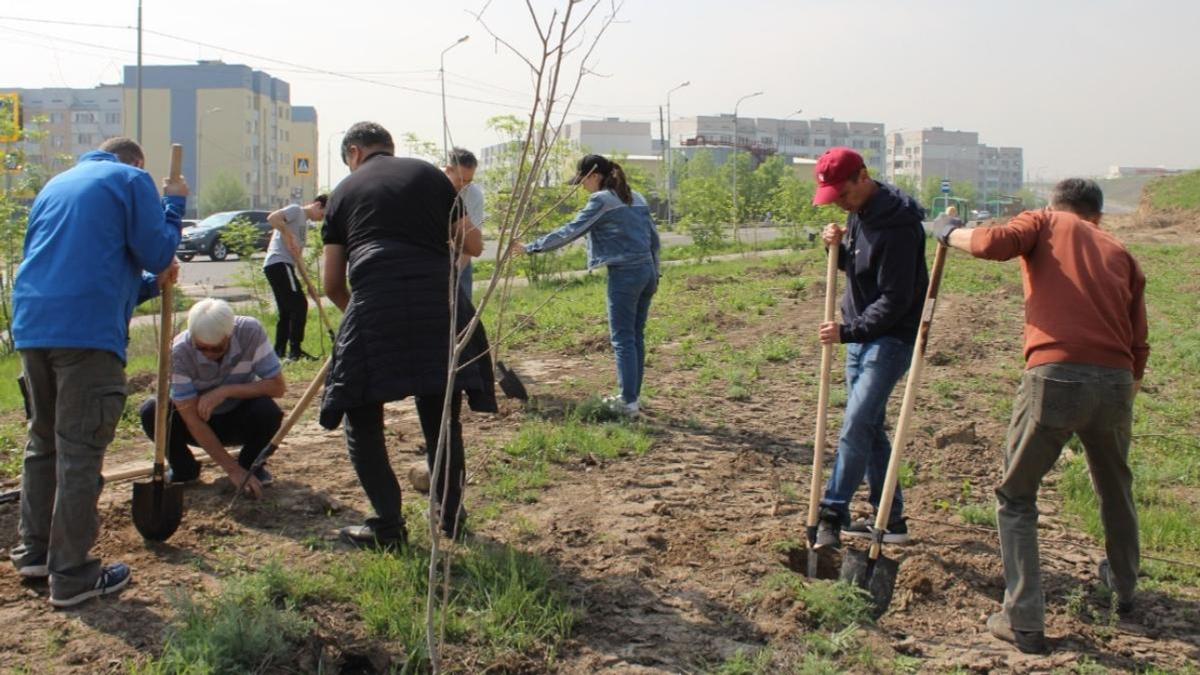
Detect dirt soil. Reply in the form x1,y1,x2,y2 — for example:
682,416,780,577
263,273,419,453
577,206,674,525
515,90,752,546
2,254,1198,673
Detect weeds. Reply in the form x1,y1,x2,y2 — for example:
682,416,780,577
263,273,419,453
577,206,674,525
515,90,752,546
130,564,316,674
957,503,996,527
762,574,872,631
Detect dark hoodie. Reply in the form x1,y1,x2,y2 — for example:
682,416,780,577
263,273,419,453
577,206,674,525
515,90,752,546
836,181,929,344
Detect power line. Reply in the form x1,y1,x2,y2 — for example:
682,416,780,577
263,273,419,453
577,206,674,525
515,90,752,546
0,15,663,120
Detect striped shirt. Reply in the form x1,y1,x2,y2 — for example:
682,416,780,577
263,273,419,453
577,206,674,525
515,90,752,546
170,316,282,415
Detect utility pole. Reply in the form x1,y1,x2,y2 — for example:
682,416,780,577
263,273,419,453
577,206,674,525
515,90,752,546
136,0,142,144
731,91,763,251
658,105,666,220
665,80,690,227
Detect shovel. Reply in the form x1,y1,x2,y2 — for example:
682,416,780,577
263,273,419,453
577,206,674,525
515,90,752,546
804,240,840,577
287,233,339,348
132,145,186,542
839,236,950,618
227,355,333,510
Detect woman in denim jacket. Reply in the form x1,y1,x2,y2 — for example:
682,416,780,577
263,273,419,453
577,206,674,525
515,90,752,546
517,154,661,415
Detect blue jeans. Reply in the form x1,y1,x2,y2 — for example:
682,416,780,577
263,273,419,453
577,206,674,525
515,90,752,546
606,262,657,403
820,336,913,525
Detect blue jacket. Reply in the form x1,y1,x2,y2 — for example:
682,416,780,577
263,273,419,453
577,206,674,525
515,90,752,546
13,151,185,362
525,189,661,269
836,181,928,344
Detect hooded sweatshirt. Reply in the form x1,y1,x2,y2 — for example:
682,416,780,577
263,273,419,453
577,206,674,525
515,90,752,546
836,181,929,344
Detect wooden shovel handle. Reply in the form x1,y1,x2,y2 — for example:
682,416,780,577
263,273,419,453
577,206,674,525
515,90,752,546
289,250,337,339
153,144,184,475
869,242,949,559
268,356,332,448
806,242,840,530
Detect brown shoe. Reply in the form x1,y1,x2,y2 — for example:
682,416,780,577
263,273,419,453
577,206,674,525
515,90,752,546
987,612,1048,654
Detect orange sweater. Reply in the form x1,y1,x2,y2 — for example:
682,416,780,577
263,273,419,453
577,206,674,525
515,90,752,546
970,210,1149,379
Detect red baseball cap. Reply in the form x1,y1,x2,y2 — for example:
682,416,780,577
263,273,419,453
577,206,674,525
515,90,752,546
812,147,866,206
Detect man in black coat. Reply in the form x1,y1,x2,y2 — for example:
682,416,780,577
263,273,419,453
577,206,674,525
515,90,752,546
321,121,495,548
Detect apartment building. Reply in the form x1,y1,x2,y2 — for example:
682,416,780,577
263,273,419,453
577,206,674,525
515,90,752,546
562,118,653,156
887,126,1023,197
1,85,125,175
122,61,319,216
672,114,886,174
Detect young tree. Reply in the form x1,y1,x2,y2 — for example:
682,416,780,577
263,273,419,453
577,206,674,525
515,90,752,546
199,171,249,216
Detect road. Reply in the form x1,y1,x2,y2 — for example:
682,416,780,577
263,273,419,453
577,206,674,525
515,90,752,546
178,225,795,296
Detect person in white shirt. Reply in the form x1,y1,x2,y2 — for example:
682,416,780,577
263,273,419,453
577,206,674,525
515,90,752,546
263,195,326,360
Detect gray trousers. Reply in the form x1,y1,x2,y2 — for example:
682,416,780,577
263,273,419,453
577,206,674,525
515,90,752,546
997,362,1138,631
10,349,127,598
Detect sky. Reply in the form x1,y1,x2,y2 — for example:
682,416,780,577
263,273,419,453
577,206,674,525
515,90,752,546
2,0,1198,187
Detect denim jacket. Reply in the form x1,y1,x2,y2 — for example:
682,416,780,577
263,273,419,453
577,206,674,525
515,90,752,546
525,189,661,270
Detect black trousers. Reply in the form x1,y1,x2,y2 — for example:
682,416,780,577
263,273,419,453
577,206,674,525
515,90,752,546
344,391,464,538
264,262,308,356
139,397,283,480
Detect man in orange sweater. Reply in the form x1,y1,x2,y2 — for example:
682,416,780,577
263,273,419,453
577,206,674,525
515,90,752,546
936,178,1149,654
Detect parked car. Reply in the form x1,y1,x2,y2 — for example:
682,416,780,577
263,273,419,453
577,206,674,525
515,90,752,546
177,210,271,261
969,209,992,221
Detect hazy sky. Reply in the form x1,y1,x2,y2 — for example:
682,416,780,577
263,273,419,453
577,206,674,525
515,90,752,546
2,0,1198,186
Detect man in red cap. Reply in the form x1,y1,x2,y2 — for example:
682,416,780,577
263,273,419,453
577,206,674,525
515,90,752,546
812,147,929,550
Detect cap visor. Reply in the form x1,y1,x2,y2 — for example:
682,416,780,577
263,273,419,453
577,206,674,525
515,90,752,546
812,183,842,206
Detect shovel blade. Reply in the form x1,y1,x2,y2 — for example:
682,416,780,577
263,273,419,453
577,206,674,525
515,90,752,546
496,360,529,401
131,479,184,542
839,548,899,619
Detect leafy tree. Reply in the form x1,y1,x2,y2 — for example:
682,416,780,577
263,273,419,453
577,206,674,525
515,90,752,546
675,150,729,259
481,114,581,283
402,132,440,162
199,172,249,217
767,173,842,246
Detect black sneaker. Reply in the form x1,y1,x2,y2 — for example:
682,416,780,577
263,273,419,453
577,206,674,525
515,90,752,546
1098,559,1135,615
340,521,408,551
288,349,318,362
987,612,1048,654
49,563,132,608
844,517,911,545
814,510,842,550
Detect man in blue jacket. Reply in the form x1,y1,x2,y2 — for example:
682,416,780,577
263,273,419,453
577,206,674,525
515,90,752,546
9,137,187,608
811,147,928,550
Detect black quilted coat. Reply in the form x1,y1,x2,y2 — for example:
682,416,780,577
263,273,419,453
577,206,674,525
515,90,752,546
318,154,496,429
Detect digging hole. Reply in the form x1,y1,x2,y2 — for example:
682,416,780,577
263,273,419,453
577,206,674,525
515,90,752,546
780,545,843,580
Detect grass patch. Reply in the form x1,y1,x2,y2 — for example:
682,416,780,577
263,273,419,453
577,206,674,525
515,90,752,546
1057,245,1200,569
1144,169,1200,211
130,562,316,674
485,408,652,503
341,543,574,670
761,574,872,631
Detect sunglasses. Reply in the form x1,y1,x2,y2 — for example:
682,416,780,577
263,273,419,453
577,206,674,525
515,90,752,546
193,338,229,357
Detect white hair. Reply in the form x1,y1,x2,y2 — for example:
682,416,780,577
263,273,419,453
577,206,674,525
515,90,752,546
187,298,235,344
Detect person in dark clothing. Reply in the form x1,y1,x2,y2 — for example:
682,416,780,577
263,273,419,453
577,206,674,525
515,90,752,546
811,147,929,550
263,195,327,360
320,122,495,549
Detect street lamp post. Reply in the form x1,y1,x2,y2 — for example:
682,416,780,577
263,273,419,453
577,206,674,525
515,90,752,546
197,106,221,214
664,80,690,227
326,128,345,192
731,91,763,250
440,35,470,162
776,108,803,157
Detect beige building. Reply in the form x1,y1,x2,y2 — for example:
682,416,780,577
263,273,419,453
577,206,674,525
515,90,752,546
122,61,319,216
1,85,125,176
886,126,1023,197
